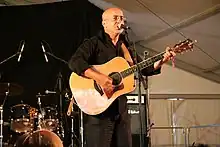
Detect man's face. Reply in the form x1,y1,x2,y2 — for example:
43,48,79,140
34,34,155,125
103,9,126,34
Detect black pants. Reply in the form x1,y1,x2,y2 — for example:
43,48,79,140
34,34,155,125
83,105,132,147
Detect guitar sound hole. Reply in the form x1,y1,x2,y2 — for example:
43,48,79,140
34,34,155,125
109,72,122,86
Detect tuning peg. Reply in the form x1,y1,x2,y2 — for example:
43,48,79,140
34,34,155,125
184,48,189,52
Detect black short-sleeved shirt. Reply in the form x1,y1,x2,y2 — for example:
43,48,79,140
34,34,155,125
68,30,161,118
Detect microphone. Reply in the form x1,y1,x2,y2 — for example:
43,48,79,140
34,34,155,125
120,24,130,30
45,90,57,94
17,41,25,62
41,42,48,62
45,89,71,98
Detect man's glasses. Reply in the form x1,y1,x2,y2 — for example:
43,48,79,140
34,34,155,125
112,15,126,22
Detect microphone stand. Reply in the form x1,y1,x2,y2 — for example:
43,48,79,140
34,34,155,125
0,40,25,65
143,51,154,147
124,29,146,147
40,42,68,140
45,52,68,65
0,40,25,147
0,53,19,65
57,71,65,139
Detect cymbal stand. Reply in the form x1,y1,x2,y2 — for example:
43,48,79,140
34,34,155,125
0,83,10,147
69,112,79,147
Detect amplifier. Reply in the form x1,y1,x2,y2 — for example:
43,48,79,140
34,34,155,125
126,94,147,134
126,94,148,147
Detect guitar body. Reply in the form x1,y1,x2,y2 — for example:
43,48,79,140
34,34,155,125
69,57,135,115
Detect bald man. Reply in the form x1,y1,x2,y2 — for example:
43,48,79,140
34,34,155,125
68,7,175,147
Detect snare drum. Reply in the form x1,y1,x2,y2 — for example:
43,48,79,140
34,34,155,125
10,104,37,133
41,106,59,131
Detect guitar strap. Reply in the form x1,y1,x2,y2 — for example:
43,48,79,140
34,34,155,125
121,43,134,66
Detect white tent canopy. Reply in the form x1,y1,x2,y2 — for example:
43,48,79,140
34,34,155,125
1,0,220,84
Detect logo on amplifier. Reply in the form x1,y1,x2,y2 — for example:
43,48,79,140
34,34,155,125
128,109,139,114
126,95,145,104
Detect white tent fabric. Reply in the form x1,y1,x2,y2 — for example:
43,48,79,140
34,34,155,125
1,0,220,84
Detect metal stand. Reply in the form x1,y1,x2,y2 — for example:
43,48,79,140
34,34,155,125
67,102,81,147
124,28,146,147
69,112,80,147
40,41,68,140
80,110,84,147
144,51,154,147
0,41,25,146
0,85,10,147
0,105,3,147
0,40,25,65
57,72,65,139
37,94,44,130
70,116,75,146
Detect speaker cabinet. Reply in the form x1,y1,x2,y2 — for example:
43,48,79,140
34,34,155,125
126,94,148,147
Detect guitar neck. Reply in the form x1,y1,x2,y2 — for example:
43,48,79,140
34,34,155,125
120,51,165,78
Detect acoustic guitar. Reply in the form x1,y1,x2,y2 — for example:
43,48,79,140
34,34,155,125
69,39,194,115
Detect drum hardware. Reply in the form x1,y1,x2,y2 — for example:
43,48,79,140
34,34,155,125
37,93,45,122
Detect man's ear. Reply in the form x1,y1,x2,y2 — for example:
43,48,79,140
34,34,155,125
102,20,105,26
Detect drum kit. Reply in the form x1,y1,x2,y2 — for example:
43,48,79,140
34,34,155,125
0,41,81,147
0,82,76,147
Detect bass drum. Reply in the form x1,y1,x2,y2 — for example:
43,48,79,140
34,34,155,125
14,129,63,147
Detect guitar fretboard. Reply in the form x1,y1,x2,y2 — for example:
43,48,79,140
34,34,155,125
120,51,165,78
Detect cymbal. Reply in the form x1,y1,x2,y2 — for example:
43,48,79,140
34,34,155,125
0,83,23,96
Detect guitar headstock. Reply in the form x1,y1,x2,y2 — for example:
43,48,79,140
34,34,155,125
173,39,195,53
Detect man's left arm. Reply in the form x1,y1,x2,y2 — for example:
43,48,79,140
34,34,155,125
139,47,176,76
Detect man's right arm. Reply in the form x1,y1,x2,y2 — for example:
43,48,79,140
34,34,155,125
84,68,113,93
68,39,114,93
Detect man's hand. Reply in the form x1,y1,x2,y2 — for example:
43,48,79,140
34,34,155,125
84,68,115,98
96,74,115,98
154,47,177,70
162,47,176,63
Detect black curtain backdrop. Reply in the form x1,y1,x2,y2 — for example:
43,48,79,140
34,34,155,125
0,0,103,144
